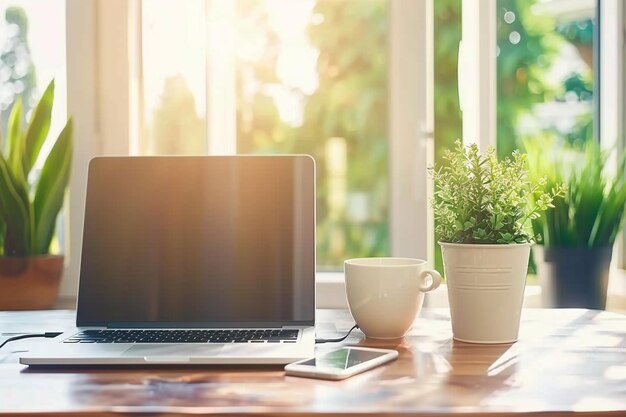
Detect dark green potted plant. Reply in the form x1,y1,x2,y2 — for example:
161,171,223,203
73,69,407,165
526,138,626,309
0,80,73,310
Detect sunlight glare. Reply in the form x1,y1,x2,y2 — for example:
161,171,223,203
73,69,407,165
142,0,206,124
260,0,319,127
604,365,626,381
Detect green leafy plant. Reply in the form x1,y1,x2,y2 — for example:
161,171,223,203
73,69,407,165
526,137,626,248
0,79,73,257
430,140,564,244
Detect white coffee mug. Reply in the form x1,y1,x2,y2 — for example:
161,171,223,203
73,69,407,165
344,257,441,339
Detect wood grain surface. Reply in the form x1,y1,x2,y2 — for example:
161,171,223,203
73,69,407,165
0,308,625,416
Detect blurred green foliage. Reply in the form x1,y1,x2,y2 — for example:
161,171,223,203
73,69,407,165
0,6,37,135
146,75,206,155
526,137,626,248
236,0,389,268
433,0,462,165
496,0,562,158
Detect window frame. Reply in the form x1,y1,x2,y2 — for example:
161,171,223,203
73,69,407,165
597,0,626,269
460,0,497,149
618,2,626,270
61,0,98,300
463,0,626,273
62,0,143,300
389,0,434,263
61,0,435,305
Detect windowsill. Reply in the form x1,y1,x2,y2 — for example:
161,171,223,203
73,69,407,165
314,269,626,313
314,272,542,309
316,272,348,309
54,269,626,312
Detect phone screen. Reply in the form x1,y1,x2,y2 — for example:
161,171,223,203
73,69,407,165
299,348,388,370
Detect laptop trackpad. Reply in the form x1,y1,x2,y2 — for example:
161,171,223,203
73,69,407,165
123,344,223,358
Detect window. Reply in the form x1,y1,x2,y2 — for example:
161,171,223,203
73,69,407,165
496,1,597,276
598,0,626,269
140,0,395,270
0,0,67,253
432,0,626,289
141,0,207,155
435,0,598,162
433,0,462,273
496,0,596,156
235,1,390,269
55,0,432,305
64,0,624,307
0,1,67,135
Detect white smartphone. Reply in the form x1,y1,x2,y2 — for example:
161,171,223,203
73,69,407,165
284,346,398,380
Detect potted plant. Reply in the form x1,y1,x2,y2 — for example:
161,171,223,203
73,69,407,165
526,138,626,309
430,141,563,343
0,79,73,310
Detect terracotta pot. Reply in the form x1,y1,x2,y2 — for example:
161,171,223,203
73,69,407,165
0,255,64,310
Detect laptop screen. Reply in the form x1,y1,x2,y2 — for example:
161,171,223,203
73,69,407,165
77,156,315,326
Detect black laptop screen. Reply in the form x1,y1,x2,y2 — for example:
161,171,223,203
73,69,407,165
76,156,315,326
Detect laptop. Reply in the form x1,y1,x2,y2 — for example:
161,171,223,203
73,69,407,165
21,155,316,365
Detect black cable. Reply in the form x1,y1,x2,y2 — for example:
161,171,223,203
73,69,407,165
315,324,359,344
0,332,63,350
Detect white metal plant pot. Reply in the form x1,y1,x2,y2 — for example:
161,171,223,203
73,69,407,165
440,243,531,344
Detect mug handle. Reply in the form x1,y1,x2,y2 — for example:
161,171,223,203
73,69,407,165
418,269,441,292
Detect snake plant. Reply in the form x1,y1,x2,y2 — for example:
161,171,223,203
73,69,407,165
0,79,73,257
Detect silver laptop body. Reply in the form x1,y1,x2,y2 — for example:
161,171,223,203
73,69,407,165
21,155,316,365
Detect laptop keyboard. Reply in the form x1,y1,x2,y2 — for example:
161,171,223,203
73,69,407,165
63,329,300,344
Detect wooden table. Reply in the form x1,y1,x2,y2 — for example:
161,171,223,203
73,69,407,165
1,308,625,416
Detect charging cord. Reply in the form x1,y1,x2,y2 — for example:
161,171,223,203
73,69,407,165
0,332,63,350
315,324,359,344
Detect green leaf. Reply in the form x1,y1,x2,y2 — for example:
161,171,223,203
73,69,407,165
3,99,34,253
524,136,626,248
0,153,30,256
0,219,5,256
23,80,55,176
33,119,73,255
6,98,25,182
431,139,549,244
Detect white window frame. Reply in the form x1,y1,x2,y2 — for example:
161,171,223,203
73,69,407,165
460,0,496,149
61,0,434,308
61,0,98,300
390,0,434,264
622,2,626,270
598,0,626,302
61,0,142,301
599,0,626,269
